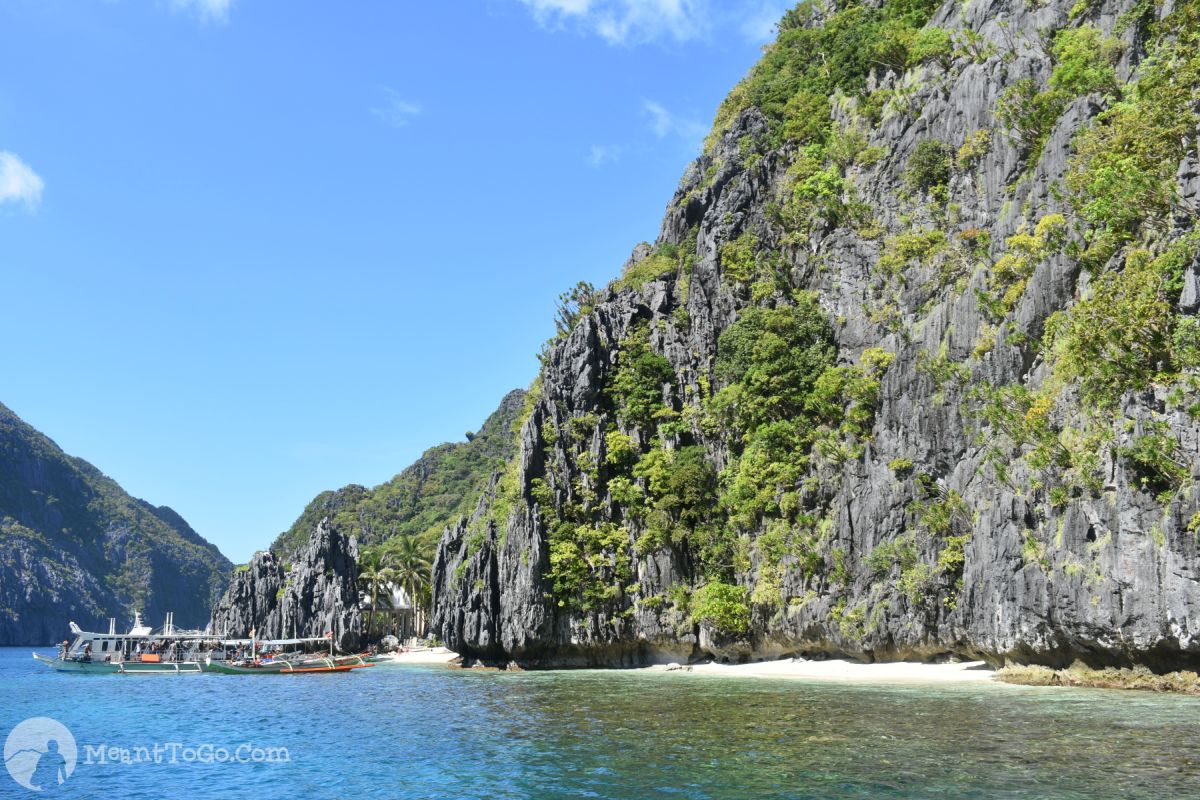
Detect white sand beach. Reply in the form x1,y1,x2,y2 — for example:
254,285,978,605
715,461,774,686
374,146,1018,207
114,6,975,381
646,657,998,684
383,648,998,684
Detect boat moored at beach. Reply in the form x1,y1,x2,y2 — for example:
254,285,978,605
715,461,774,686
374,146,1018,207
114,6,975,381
203,655,371,674
33,615,370,675
204,636,375,674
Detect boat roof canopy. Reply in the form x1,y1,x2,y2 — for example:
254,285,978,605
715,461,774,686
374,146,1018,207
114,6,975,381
69,632,329,645
224,637,331,646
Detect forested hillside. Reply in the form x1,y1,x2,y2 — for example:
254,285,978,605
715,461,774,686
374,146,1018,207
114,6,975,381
271,390,526,560
0,402,231,645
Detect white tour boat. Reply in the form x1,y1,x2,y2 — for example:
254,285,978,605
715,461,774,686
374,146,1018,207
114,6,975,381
33,613,223,674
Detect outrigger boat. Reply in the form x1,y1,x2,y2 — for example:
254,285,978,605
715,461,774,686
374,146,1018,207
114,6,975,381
204,656,366,674
204,636,374,674
34,615,374,675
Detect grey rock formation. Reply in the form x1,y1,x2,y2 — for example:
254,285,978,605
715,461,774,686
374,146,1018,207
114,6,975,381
208,550,286,639
434,0,1200,669
210,517,362,651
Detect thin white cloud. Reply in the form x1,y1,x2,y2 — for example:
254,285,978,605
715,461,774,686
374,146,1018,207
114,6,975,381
171,0,233,23
518,0,707,45
524,0,592,15
588,144,623,167
0,152,44,211
642,99,705,146
370,88,422,129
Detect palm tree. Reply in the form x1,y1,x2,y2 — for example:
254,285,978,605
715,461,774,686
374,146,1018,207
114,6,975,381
384,536,431,638
357,552,395,645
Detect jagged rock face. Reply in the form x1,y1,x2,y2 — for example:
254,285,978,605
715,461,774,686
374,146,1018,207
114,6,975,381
0,402,232,645
208,551,286,639
434,0,1200,668
433,476,566,662
210,518,362,651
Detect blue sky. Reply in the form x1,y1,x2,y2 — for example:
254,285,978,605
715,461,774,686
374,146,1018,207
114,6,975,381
0,0,787,562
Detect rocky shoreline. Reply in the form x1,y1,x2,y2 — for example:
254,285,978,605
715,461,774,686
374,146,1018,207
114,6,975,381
996,662,1200,694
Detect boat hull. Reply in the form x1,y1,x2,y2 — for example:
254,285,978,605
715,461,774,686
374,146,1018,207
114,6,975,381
34,651,371,675
204,658,363,675
33,653,203,674
333,653,373,667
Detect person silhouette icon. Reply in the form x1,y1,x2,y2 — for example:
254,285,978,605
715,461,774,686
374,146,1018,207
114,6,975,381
29,738,67,790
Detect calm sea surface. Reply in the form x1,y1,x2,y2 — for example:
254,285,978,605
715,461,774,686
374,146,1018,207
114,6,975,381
2,647,1199,799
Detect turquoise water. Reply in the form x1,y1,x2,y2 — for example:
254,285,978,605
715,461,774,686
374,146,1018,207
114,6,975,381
2,648,1199,798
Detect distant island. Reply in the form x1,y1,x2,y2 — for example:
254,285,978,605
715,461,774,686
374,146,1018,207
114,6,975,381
0,402,230,645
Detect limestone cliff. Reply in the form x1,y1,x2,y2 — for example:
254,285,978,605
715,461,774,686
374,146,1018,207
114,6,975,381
209,517,362,651
434,0,1200,669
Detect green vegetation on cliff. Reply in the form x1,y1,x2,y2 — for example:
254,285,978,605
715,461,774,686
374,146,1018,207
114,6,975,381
977,0,1200,511
538,289,895,630
708,0,942,147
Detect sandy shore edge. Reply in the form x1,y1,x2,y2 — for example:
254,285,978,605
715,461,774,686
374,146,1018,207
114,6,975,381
642,657,998,684
377,647,459,665
377,648,999,684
